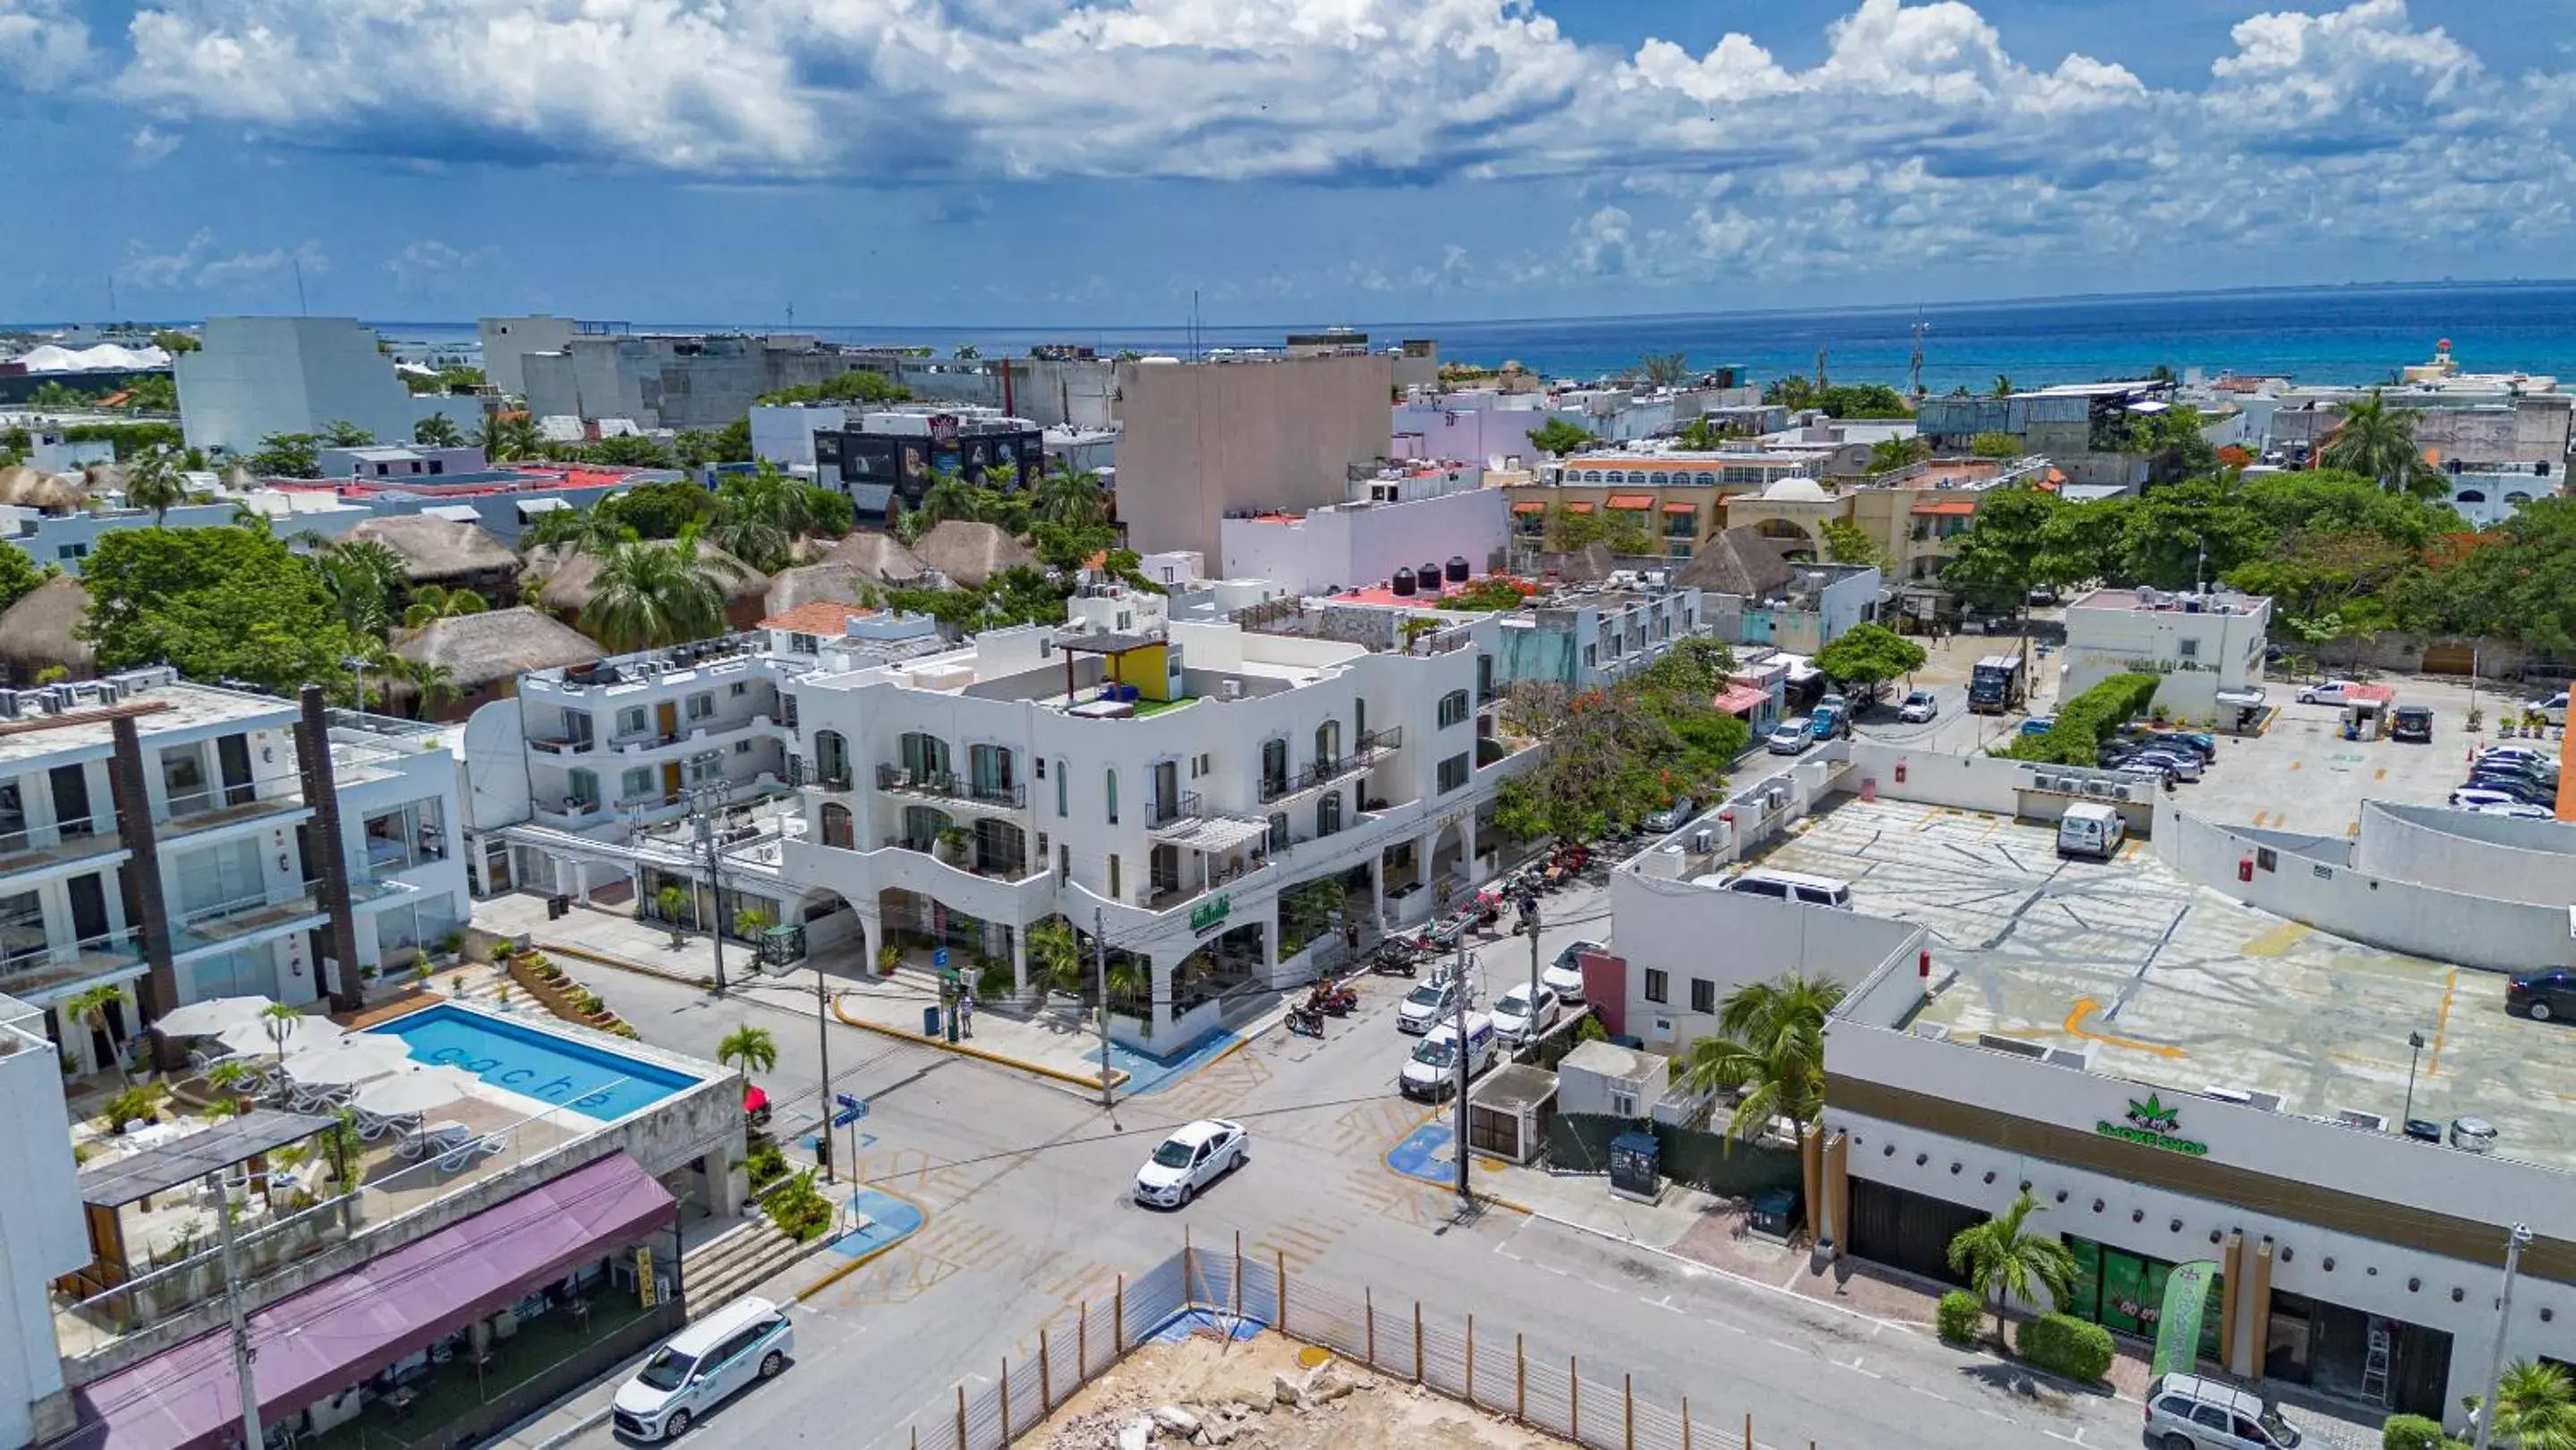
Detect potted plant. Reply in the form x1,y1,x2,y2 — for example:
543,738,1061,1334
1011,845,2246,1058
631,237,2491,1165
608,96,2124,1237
934,825,972,866
656,885,692,946
877,942,903,976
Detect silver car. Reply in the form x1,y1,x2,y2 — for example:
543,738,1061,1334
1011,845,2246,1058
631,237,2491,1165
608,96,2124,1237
1766,719,1815,755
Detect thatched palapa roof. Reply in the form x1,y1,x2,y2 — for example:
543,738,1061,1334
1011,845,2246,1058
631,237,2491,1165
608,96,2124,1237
824,531,929,584
1673,526,1798,601
0,465,85,512
345,514,523,584
763,564,874,617
0,576,98,682
528,542,767,615
391,608,603,693
910,521,1034,589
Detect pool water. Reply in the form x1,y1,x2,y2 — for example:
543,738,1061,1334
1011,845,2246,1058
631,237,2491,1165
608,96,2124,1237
368,1004,698,1121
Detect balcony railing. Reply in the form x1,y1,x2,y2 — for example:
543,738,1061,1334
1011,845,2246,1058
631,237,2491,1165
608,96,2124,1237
875,763,1024,808
527,736,593,756
876,835,1043,881
1149,790,1201,828
0,930,143,985
0,816,112,870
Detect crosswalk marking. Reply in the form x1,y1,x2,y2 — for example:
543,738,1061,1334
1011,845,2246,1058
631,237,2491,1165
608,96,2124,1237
1248,1215,1339,1272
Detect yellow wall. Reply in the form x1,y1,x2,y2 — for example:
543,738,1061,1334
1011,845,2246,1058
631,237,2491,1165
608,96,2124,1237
1108,643,1174,702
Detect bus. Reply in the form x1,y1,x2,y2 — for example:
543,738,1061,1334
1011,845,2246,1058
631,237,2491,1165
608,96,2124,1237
1968,653,2027,714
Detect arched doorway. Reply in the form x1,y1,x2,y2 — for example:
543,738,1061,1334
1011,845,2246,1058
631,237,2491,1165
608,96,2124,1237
813,729,851,788
1752,517,1818,560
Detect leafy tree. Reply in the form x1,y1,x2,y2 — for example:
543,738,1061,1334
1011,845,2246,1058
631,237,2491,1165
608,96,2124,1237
319,420,375,448
63,422,184,459
246,432,321,478
121,375,178,413
413,414,465,448
1819,519,1888,570
2321,391,2444,498
0,546,54,615
1542,503,1649,556
151,329,200,354
404,364,484,397
400,584,487,628
1940,485,2068,614
1029,519,1118,574
580,530,738,652
1866,436,1930,474
755,370,909,406
1778,382,1910,419
123,448,187,525
1677,972,1845,1150
81,526,367,697
2436,497,2576,653
911,469,983,531
2475,1360,2576,1450
580,432,678,469
597,480,719,541
476,414,544,463
1675,414,1724,450
520,505,635,557
29,380,94,410
1033,457,1109,530
1945,1190,2077,1347
717,1025,778,1076
1526,417,1596,456
1637,352,1688,388
1491,643,1746,842
1815,623,1927,695
2115,478,2268,589
2122,402,2219,484
1970,431,2021,458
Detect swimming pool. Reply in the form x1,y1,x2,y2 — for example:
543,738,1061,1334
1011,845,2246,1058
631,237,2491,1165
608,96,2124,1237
368,1004,699,1122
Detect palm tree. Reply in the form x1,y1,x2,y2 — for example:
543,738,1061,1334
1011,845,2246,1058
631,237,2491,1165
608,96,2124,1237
1991,374,2015,397
2478,1360,2576,1450
520,504,633,556
1033,458,1107,530
400,584,488,628
1945,1190,2076,1346
2321,391,2444,498
1866,436,1931,475
384,656,461,718
320,539,409,638
476,414,544,463
259,1002,308,1072
413,414,465,448
228,503,273,535
656,885,693,946
319,420,375,448
912,469,982,530
1678,971,1845,1150
63,985,131,1082
581,531,736,652
1027,917,1084,999
205,1059,261,1111
708,462,812,573
124,447,187,525
716,1025,778,1076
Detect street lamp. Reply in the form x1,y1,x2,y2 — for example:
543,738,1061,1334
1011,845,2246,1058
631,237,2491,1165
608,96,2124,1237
2470,1223,2534,1450
2402,1030,2427,1129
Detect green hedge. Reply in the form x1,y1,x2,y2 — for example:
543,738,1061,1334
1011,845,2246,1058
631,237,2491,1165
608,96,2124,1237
2380,1414,2465,1450
2002,671,2159,765
1935,1291,1984,1344
2014,1312,2114,1383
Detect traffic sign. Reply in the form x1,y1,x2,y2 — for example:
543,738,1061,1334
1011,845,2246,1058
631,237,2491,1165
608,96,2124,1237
836,1093,862,1112
932,946,949,968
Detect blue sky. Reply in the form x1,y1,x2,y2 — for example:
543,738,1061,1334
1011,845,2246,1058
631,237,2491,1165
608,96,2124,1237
2,0,2572,328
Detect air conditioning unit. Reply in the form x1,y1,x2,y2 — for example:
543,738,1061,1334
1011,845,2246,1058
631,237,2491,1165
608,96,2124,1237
1688,829,1716,854
2083,780,2118,798
1220,679,1245,701
2337,1108,2388,1133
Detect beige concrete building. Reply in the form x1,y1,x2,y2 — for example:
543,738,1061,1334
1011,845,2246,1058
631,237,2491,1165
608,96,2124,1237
1718,456,2060,620
1503,450,1813,559
1113,353,1393,559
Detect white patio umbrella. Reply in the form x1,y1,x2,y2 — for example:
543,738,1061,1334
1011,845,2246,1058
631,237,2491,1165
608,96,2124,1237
151,995,279,1039
280,1035,416,1089
353,1065,477,1117
216,1014,344,1062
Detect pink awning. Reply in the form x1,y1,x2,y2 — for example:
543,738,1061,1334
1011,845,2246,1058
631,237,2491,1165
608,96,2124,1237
1713,684,1769,715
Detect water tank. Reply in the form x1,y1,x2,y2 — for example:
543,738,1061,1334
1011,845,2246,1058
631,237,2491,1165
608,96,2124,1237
1420,563,1441,588
1445,557,1470,584
1390,567,1417,597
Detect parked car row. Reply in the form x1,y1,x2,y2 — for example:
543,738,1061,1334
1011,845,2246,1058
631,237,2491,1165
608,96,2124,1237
2452,743,2561,816
2099,728,2215,785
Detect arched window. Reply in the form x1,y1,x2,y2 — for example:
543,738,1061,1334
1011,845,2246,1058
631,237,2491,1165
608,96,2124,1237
1104,768,1118,824
1314,720,1340,769
1695,472,1716,486
1260,738,1288,799
820,802,854,850
2507,491,2532,506
1317,792,1342,838
1581,470,1603,483
1438,689,1470,729
2455,490,2487,504
813,729,850,787
1268,814,1289,850
897,731,948,785
1602,470,1626,484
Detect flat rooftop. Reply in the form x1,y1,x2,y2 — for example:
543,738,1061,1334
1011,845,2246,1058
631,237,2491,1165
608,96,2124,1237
0,678,294,768
1773,797,2576,1173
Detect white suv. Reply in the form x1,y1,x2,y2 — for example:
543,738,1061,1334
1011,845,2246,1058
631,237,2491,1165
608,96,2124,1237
614,1297,794,1441
2144,1373,2304,1450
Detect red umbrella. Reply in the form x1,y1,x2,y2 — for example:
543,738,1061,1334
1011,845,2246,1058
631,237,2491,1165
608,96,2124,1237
743,1084,770,1119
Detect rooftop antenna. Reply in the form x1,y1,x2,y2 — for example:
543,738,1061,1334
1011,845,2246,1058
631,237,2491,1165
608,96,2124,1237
1815,345,1828,390
293,259,309,316
1909,316,1931,399
106,274,117,319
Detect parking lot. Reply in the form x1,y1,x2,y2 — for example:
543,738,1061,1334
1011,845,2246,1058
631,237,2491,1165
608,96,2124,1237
2170,674,2537,836
1746,795,2576,1173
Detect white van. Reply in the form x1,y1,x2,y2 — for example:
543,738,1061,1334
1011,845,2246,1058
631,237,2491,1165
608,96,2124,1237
1400,1013,1496,1101
2057,802,2126,860
1714,869,1854,909
614,1296,795,1440
2144,1372,2304,1449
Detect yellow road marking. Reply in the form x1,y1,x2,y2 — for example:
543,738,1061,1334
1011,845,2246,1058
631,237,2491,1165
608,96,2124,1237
2241,921,2313,958
2428,968,2457,1079
2063,998,2188,1060
2374,767,2387,781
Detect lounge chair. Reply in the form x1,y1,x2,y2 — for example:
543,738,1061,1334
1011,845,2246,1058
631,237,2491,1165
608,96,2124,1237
400,1120,473,1163
432,1128,509,1174
289,1081,355,1114
356,1108,422,1142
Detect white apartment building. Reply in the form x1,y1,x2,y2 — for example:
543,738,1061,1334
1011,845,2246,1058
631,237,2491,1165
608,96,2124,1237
1218,460,1509,597
776,593,1537,1052
174,318,475,454
0,994,85,1446
1491,580,1710,691
2058,585,2272,723
0,673,470,1076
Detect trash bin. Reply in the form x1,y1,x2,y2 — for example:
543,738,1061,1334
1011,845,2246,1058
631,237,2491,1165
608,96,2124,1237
922,1005,941,1037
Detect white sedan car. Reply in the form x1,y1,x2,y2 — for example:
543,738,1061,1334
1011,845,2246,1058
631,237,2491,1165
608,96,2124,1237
1541,940,1603,1003
2297,678,2359,705
1898,690,1938,723
1490,984,1560,1045
2452,787,2530,812
1134,1119,1247,1209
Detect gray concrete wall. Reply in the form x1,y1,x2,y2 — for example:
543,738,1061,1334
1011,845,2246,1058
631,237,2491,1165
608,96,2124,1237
1114,354,1392,559
1611,867,1923,1055
2352,800,2576,907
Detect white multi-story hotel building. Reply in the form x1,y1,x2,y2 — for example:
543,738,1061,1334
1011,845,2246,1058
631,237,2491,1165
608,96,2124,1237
0,672,470,1074
764,588,1537,1050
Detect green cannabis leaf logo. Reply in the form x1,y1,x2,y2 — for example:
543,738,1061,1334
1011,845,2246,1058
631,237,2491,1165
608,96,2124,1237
2126,1095,2181,1132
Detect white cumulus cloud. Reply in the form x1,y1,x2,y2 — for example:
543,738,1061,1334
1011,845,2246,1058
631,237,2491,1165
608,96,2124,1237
0,0,93,89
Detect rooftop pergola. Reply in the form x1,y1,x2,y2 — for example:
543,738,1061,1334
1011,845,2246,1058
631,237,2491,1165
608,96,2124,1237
1058,630,1162,716
64,1109,337,1294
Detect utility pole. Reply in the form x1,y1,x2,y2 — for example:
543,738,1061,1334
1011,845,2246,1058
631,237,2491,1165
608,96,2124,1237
1093,908,1113,1111
685,781,732,996
2470,1223,2534,1450
1453,942,1472,1211
1523,893,1542,1026
813,960,834,1182
215,1168,261,1450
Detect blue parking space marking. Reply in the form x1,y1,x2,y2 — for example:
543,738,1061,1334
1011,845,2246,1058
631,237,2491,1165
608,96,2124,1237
1085,1029,1241,1096
829,1187,927,1258
1385,1119,1457,1186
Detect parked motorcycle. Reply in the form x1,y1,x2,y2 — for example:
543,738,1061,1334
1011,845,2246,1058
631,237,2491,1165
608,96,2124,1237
1309,981,1359,1017
1286,1005,1326,1037
1368,945,1419,977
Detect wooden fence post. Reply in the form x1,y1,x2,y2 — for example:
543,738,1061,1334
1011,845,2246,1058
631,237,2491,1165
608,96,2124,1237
1232,1230,1242,1318
1681,1396,1691,1450
1183,1226,1194,1304
1276,1248,1288,1333
1465,1314,1476,1408
953,1385,966,1450
1000,1359,1011,1442
1115,1275,1126,1355
1365,1288,1376,1369
1515,1333,1526,1423
1078,1299,1089,1380
1743,1411,1753,1450
1623,1372,1634,1450
1413,1301,1424,1385
1571,1355,1580,1439
1040,1320,1053,1412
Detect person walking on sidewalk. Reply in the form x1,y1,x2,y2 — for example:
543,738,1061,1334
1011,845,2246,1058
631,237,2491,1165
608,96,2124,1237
959,991,975,1038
